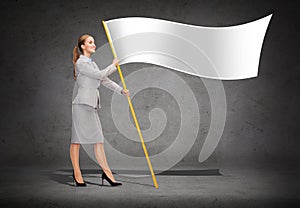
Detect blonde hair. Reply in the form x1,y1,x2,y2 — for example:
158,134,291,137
72,34,92,80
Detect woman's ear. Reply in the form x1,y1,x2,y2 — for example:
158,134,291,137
81,44,85,51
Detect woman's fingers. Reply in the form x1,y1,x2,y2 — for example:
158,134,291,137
112,58,119,66
122,89,130,97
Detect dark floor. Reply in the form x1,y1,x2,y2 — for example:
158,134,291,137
0,164,299,208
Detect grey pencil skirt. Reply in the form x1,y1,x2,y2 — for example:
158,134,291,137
71,104,105,144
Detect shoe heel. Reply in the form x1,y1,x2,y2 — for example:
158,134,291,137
101,171,122,187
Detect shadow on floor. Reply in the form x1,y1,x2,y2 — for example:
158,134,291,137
41,168,221,187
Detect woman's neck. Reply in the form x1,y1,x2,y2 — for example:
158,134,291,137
83,52,91,58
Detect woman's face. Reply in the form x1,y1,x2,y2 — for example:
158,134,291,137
82,36,96,54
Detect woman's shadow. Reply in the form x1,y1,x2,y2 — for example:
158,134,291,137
42,168,221,188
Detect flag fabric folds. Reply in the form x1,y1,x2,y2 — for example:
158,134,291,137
104,15,272,80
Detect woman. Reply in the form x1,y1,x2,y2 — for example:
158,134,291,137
70,34,129,187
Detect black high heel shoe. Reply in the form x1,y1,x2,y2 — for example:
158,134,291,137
102,171,122,186
72,172,87,187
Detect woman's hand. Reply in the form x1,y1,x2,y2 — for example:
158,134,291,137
112,58,119,66
121,89,130,97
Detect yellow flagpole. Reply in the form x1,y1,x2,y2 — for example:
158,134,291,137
102,20,158,189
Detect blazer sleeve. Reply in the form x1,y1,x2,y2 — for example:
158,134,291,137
76,61,117,80
101,76,123,95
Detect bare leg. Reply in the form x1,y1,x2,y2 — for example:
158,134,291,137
70,143,84,183
94,143,116,182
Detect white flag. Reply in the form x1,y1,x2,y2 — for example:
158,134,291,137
104,15,272,80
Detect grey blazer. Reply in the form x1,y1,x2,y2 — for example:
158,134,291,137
72,55,123,108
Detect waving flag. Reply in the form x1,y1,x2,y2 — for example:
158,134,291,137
103,15,272,80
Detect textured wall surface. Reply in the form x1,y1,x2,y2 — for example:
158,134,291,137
0,0,299,171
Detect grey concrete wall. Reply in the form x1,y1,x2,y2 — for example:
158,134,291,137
0,0,299,170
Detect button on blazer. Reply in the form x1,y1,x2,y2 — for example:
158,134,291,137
72,55,123,108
